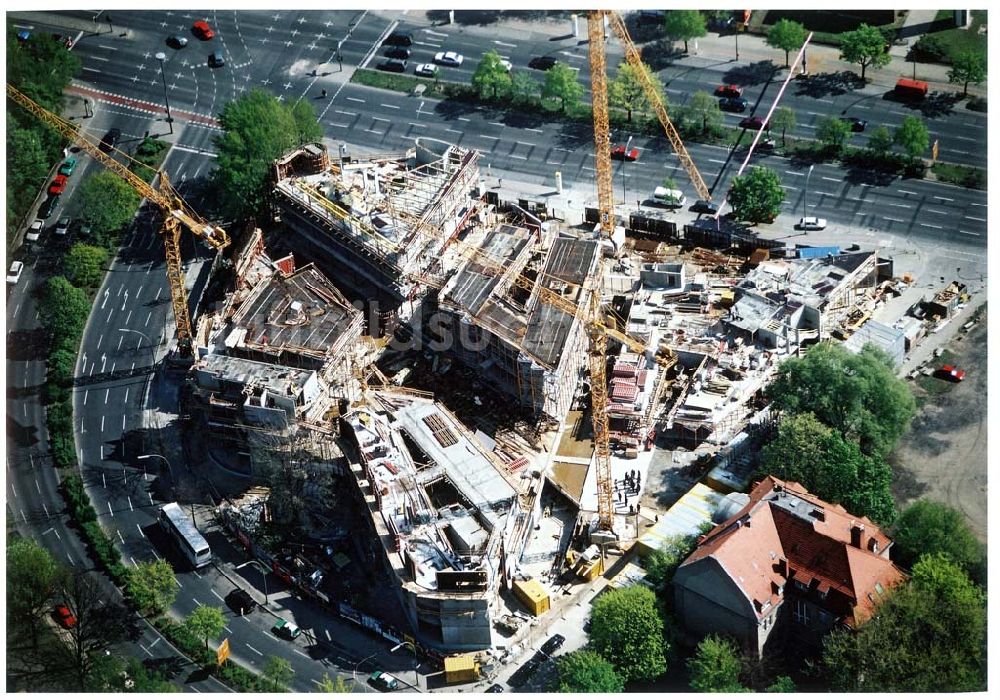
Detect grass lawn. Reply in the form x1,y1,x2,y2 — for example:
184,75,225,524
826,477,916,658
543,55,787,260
930,10,987,62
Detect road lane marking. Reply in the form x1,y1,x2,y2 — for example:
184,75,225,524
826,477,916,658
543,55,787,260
137,524,146,538
150,638,161,648
964,215,986,222
458,117,470,121
192,597,203,606
960,230,981,236
708,158,727,164
123,387,129,403
927,209,948,215
784,170,804,176
294,649,310,659
127,496,134,512
105,389,110,404
380,103,400,109
920,223,943,229
35,477,41,494
212,589,226,602
246,644,264,656
346,97,365,103
821,176,839,182
509,154,527,159
887,203,911,208
933,195,954,202
882,216,904,223
488,122,504,127
84,390,89,405
898,189,918,195
100,416,105,432
139,643,153,657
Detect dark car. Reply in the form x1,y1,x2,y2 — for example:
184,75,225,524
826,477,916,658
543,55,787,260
39,194,60,219
99,128,122,153
508,658,541,688
383,46,411,60
225,588,257,616
719,97,748,112
377,59,407,73
739,116,767,131
541,634,565,655
840,116,868,132
528,56,557,71
383,31,413,47
208,50,225,67
692,199,720,215
167,34,188,48
485,684,505,693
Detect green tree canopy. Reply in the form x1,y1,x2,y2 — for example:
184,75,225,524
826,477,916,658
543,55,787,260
687,634,745,692
643,534,697,595
608,61,664,123
821,553,986,692
39,276,91,347
892,500,985,579
766,19,807,67
948,50,986,97
590,584,667,682
472,50,513,100
61,570,131,689
770,106,796,145
185,605,227,649
663,10,707,53
684,90,723,136
213,88,323,220
125,560,179,615
77,172,141,250
541,63,584,113
727,166,785,224
766,676,797,692
64,243,109,289
264,655,294,691
318,673,354,693
554,650,624,693
839,24,892,80
766,342,916,457
866,124,893,154
7,537,64,648
894,115,930,159
816,115,852,150
509,72,540,106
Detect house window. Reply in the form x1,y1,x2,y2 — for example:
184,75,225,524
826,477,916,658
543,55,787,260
793,599,810,625
818,609,832,626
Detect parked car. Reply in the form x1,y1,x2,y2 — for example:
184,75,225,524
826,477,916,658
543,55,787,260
541,634,565,655
225,588,257,616
39,195,60,219
499,59,513,72
271,617,301,640
52,604,77,628
839,116,868,132
756,137,776,151
192,20,215,40
528,56,557,70
58,157,78,177
611,144,640,161
485,684,505,693
718,96,748,112
414,63,439,78
434,51,464,67
51,33,74,48
796,216,827,230
715,84,743,98
383,31,413,47
653,186,686,207
937,364,966,382
368,671,400,692
208,50,225,67
55,217,71,236
377,59,407,73
739,116,768,130
692,199,720,215
48,174,68,196
99,128,122,153
508,657,541,688
26,219,43,242
7,261,24,285
384,46,411,60
168,34,188,48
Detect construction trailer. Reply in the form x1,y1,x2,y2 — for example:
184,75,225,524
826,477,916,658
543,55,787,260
512,578,551,616
443,654,481,684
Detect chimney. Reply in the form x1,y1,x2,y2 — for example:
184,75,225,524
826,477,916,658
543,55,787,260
867,537,879,554
850,522,865,548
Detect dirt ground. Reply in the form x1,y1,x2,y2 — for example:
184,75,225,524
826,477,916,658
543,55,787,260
890,308,988,542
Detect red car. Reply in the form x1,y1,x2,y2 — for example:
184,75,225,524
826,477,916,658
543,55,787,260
48,174,68,196
937,365,966,382
715,84,743,98
611,145,640,161
53,605,77,629
192,20,215,40
739,116,768,131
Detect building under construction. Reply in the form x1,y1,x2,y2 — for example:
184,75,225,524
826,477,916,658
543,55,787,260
342,390,533,650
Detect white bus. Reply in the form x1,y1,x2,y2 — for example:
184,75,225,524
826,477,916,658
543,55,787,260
158,502,212,569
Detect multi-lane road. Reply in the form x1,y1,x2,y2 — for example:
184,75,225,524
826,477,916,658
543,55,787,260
6,7,988,692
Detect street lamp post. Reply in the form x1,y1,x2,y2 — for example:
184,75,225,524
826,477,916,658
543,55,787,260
154,52,173,134
390,641,419,691
137,453,172,483
620,134,633,208
354,652,379,693
735,27,739,61
803,164,815,223
236,561,269,605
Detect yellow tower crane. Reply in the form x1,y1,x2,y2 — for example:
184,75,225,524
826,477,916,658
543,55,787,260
7,84,230,356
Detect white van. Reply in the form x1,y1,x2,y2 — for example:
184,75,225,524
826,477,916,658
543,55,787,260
653,187,686,208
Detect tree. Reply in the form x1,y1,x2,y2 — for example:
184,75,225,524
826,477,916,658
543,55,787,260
687,635,744,692
663,10,706,53
264,655,294,691
125,560,179,615
541,63,584,113
821,553,986,692
213,88,323,220
589,585,667,682
7,538,63,649
839,24,891,81
766,676,797,692
39,276,91,345
608,61,664,123
472,50,513,100
643,534,697,594
554,650,624,693
61,570,131,689
509,72,540,106
770,107,796,146
766,19,807,67
894,115,930,160
766,342,916,458
685,90,723,135
816,115,852,151
866,124,893,154
891,500,985,578
77,172,141,250
318,672,354,693
948,50,986,97
63,243,109,288
184,606,226,650
727,166,785,224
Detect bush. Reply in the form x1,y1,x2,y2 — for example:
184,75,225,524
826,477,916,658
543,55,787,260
153,617,271,692
932,162,986,190
911,34,947,63
966,95,987,112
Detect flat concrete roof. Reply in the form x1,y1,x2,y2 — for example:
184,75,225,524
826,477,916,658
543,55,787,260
443,224,533,316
